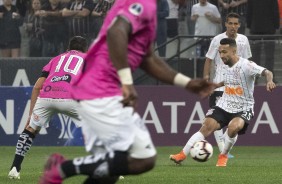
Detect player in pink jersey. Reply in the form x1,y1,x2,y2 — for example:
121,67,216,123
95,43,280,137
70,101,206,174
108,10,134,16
39,1,218,183
170,38,276,167
8,36,88,180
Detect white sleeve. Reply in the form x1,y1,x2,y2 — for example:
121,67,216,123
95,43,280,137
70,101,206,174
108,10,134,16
205,37,218,59
243,37,252,59
246,61,266,77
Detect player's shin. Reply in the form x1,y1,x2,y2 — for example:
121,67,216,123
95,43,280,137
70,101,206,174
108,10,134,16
10,129,35,172
61,151,129,179
183,131,205,155
222,134,238,155
214,129,225,152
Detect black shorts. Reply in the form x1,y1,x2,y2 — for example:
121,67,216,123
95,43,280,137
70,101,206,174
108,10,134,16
209,91,223,108
206,106,253,135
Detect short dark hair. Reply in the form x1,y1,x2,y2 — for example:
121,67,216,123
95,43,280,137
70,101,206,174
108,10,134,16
226,12,240,22
68,36,88,52
220,38,237,47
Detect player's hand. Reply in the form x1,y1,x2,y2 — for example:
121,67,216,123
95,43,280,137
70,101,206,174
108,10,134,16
120,84,138,110
186,79,218,98
266,81,276,92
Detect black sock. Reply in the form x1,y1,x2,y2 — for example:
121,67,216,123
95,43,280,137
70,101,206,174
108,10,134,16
61,151,129,179
10,129,35,172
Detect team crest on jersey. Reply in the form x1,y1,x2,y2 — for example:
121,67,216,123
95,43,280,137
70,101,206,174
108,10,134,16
129,3,143,16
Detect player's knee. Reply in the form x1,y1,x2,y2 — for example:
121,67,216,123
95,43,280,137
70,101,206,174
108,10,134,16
26,123,41,135
25,126,38,135
201,119,219,136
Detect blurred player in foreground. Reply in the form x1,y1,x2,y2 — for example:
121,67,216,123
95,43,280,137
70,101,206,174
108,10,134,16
8,36,88,179
170,12,252,163
38,0,218,183
170,38,276,167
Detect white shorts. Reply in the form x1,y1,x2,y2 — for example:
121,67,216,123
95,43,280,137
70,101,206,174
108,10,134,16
29,98,81,129
78,96,157,159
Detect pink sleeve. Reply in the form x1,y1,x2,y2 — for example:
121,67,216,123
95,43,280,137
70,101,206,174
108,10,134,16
42,60,52,72
117,1,154,34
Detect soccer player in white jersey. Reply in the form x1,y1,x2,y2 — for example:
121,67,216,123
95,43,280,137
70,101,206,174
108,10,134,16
170,38,276,167
205,12,252,159
8,36,88,180
38,0,218,183
169,12,252,164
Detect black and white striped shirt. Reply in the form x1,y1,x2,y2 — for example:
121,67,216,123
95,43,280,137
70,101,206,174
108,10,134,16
216,58,265,113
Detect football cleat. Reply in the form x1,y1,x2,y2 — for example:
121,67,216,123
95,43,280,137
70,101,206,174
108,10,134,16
8,167,20,179
39,153,65,184
216,154,228,167
169,150,187,165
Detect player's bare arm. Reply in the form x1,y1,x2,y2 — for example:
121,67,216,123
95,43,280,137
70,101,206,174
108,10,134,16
140,44,177,85
262,69,276,92
203,58,213,80
140,46,217,98
107,16,138,108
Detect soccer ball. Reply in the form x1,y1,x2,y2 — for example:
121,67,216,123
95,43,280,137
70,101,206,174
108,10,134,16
190,140,213,162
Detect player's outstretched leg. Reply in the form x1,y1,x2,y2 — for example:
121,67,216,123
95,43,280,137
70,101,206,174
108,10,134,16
8,129,35,179
39,151,155,183
169,132,205,165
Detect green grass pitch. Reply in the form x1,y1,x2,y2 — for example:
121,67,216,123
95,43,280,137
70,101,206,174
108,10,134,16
0,146,282,184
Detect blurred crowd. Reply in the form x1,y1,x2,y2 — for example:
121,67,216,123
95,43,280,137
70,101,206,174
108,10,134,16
0,0,281,58
0,0,114,57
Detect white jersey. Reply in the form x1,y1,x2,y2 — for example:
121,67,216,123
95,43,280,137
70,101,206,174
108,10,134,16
216,58,265,113
206,32,252,91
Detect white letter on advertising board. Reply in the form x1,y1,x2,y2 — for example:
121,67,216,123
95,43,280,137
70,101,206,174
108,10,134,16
0,100,14,134
12,69,30,86
143,101,164,133
184,102,205,133
163,102,185,133
252,102,279,134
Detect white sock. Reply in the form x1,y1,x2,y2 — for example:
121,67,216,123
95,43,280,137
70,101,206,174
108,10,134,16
214,129,225,152
222,133,238,155
183,132,204,156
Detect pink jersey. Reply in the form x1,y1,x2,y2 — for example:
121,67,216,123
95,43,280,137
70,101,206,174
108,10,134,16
72,0,157,100
39,50,86,99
